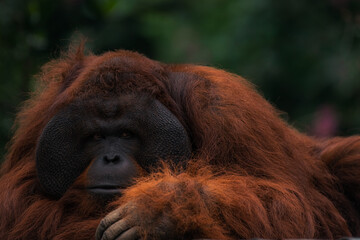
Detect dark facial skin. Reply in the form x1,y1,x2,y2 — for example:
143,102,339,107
36,93,191,199
86,129,140,198
81,98,142,200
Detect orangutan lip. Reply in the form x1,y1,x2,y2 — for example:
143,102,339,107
87,185,125,195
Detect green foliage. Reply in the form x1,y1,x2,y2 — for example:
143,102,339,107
1,0,360,161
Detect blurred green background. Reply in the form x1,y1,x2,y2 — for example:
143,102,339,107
1,0,360,161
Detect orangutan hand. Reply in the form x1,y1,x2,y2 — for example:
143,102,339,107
95,201,176,240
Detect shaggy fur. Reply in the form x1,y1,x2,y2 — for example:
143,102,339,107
0,45,359,239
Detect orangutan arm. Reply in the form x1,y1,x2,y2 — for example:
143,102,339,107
96,169,317,240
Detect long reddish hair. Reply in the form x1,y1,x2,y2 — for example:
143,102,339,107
1,45,359,239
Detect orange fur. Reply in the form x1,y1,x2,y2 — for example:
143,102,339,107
0,45,359,239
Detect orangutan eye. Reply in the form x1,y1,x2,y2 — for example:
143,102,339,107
119,131,132,139
93,134,103,141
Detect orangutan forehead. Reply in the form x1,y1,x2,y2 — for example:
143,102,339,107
96,71,158,91
60,54,175,116
72,94,154,118
74,70,164,100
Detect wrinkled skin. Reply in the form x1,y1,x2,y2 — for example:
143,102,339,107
96,202,176,240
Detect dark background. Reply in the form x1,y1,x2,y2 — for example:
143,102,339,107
1,0,360,161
